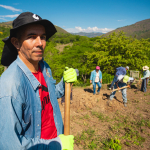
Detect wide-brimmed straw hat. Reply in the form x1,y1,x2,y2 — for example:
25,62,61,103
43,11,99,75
142,66,149,71
1,12,57,66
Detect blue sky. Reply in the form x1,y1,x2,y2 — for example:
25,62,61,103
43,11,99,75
0,0,150,33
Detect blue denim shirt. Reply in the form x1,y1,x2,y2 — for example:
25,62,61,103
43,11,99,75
115,67,126,76
90,70,102,85
0,56,64,150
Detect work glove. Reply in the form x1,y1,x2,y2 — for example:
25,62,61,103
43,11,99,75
63,67,77,83
59,134,74,150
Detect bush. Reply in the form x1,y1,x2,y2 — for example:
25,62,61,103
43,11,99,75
102,73,114,84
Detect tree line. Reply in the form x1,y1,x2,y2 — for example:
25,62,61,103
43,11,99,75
0,27,150,85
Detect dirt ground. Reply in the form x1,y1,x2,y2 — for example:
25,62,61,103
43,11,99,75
58,83,150,150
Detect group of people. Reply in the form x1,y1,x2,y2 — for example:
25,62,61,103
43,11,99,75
90,65,150,107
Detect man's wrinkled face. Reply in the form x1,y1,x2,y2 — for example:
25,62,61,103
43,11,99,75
17,24,46,63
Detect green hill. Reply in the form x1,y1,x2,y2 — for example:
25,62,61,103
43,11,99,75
104,19,150,39
0,21,68,38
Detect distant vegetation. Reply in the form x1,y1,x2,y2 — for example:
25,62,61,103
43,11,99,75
71,32,103,38
44,31,150,85
0,21,150,85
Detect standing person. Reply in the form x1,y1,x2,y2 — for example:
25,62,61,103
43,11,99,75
108,75,134,107
90,66,102,95
0,12,76,150
109,66,129,90
141,66,150,92
61,69,79,105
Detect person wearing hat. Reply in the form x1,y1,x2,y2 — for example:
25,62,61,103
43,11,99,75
109,75,134,107
109,66,129,90
0,12,76,150
140,66,150,92
90,66,102,95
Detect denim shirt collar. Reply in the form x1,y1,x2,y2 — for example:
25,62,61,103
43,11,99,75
15,55,41,90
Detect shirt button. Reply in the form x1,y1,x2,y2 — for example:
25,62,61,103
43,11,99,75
56,123,57,125
54,113,55,116
37,124,39,126
37,136,39,138
38,111,40,113
39,96,40,97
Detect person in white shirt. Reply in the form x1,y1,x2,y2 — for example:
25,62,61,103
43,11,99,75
90,66,102,95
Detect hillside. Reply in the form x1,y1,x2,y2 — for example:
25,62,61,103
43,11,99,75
0,21,68,36
71,32,103,37
104,19,150,39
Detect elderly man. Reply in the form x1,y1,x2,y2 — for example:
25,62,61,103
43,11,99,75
0,12,76,150
141,66,150,92
109,66,129,90
90,66,102,95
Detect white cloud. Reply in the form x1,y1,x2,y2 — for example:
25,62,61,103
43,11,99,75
0,17,8,21
65,26,114,33
0,4,22,12
0,14,19,18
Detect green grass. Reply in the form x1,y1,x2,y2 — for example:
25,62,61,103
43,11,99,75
74,111,149,149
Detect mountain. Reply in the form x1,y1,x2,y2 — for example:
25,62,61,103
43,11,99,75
0,21,68,34
71,32,103,37
104,19,150,39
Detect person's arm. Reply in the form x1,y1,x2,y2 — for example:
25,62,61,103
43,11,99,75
0,96,62,150
115,82,120,90
100,71,102,83
90,71,93,83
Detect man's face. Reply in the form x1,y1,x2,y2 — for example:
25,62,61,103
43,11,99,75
17,24,46,63
96,69,99,72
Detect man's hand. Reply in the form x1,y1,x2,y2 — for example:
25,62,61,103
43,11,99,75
63,67,77,83
59,134,74,150
127,84,131,88
117,87,120,91
90,80,92,84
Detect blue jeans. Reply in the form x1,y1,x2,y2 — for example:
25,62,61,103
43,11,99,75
110,75,118,88
110,82,127,103
141,78,149,92
93,82,101,94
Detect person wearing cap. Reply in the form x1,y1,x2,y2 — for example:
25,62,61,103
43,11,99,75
109,75,134,107
0,12,76,150
90,66,102,95
109,66,129,90
140,66,150,92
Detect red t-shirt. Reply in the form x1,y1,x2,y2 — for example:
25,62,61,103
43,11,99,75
32,67,57,139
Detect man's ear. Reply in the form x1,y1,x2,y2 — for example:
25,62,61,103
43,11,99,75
11,37,20,51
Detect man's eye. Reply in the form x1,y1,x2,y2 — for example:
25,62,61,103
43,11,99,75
28,35,36,39
41,36,46,40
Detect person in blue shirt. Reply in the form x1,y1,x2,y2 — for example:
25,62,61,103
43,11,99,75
0,12,76,150
90,66,102,95
109,66,129,89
